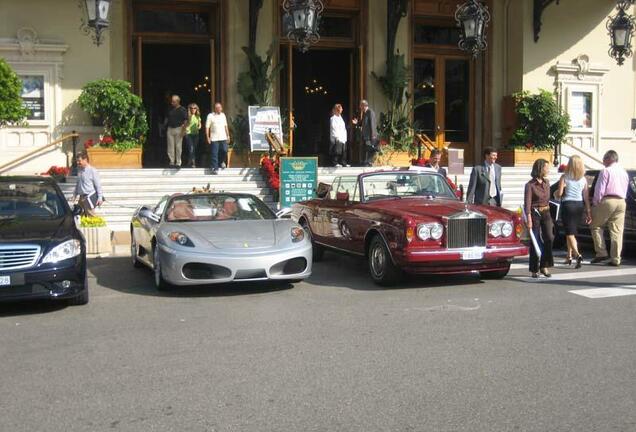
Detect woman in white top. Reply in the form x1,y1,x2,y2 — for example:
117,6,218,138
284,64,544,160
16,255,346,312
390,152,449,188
555,155,591,268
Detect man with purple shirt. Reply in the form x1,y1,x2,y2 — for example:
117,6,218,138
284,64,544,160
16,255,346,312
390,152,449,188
590,150,629,266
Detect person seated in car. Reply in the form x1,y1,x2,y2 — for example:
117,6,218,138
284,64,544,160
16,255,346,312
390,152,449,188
216,197,238,220
166,200,195,221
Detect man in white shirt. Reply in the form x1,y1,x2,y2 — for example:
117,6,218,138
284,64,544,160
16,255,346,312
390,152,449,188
329,103,349,167
206,102,230,175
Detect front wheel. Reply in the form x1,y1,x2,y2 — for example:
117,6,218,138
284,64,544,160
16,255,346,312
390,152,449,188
368,235,402,286
301,220,324,262
131,233,143,268
153,246,172,291
68,273,89,306
479,264,511,280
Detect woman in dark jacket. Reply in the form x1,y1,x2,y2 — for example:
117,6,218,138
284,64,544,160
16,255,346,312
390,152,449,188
524,158,554,278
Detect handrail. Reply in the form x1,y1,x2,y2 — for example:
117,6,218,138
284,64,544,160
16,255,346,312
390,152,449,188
562,140,604,167
415,133,436,152
0,132,79,173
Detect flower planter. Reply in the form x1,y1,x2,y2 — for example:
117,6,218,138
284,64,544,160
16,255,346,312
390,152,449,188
497,149,554,167
373,151,413,167
86,147,142,169
79,226,111,255
228,149,265,168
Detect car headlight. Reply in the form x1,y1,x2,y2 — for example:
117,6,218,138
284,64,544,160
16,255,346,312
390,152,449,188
417,223,443,241
489,221,514,238
42,239,82,264
291,226,305,242
168,232,194,247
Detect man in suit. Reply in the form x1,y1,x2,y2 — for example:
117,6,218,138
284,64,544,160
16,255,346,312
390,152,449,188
425,148,447,178
466,147,503,206
352,99,378,166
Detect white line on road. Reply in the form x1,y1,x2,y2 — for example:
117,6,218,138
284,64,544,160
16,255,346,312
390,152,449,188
508,267,636,283
568,287,636,299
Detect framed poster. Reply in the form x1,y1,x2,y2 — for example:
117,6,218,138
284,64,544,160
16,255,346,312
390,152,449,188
569,91,592,129
279,157,318,208
20,75,46,121
248,106,283,152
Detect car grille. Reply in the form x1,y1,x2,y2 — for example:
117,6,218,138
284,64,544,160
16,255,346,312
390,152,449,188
0,245,41,271
446,214,487,249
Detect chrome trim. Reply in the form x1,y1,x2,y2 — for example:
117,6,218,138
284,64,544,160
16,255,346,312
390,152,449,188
410,246,525,256
445,212,488,249
0,244,41,271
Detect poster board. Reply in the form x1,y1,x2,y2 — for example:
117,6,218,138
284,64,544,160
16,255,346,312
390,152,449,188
447,148,464,175
248,106,283,152
20,75,45,121
279,157,318,208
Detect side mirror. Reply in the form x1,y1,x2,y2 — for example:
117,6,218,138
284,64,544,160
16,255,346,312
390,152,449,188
315,182,332,199
139,208,160,223
336,192,349,201
72,205,82,217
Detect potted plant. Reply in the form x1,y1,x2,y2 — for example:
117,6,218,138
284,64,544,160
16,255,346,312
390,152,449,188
78,79,148,168
42,165,70,183
78,215,111,255
499,90,570,166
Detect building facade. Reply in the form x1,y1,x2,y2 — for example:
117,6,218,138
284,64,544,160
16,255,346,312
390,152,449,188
1,0,635,173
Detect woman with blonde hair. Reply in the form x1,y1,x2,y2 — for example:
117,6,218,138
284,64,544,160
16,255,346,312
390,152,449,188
184,103,201,168
555,155,591,268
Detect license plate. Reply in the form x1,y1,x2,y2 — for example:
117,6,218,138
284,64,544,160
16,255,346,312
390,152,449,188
462,250,483,260
0,276,10,286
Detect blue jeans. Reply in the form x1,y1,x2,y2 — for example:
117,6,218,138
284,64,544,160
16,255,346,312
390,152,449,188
184,134,198,167
210,139,228,170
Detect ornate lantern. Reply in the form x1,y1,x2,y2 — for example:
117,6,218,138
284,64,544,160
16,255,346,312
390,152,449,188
80,0,112,46
282,0,324,52
455,0,491,57
607,0,636,66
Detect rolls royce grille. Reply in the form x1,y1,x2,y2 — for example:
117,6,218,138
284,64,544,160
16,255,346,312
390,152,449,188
447,217,487,249
0,245,41,271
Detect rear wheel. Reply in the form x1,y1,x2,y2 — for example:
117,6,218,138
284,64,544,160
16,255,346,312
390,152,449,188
301,220,324,262
368,235,402,286
479,264,511,280
153,246,172,291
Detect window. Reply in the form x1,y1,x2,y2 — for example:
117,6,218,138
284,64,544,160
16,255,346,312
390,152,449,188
19,75,45,121
569,91,593,129
135,10,211,34
414,23,460,46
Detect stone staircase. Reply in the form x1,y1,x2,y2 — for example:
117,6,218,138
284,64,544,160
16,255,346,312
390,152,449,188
61,166,559,233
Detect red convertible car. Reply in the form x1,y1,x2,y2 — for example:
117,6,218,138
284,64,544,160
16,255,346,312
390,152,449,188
292,169,528,285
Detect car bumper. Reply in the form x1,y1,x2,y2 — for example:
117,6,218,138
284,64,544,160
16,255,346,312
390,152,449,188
0,256,87,303
395,244,529,274
157,242,313,285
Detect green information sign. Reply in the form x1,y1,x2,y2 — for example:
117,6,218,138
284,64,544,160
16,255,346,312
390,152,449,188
279,157,318,208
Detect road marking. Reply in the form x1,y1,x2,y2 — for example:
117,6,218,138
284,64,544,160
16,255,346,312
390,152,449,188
508,267,636,283
568,288,636,299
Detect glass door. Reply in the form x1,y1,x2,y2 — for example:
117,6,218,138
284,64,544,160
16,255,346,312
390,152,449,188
414,55,473,162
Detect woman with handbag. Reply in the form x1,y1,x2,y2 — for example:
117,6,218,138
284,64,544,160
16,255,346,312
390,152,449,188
524,158,555,278
555,155,591,268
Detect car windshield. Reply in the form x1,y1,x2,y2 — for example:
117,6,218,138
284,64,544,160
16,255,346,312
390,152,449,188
164,194,275,222
361,172,456,201
0,181,66,219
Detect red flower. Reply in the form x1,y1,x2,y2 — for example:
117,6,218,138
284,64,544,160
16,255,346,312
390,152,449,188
558,163,567,173
261,156,280,191
42,165,70,177
411,158,429,167
100,135,114,145
379,139,389,147
84,139,95,149
525,142,535,149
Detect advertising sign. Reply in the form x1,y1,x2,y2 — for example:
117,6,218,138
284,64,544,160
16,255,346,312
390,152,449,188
248,106,283,152
20,75,45,121
279,157,318,208
447,148,464,175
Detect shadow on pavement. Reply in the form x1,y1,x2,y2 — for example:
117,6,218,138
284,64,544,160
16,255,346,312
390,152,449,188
89,256,294,298
0,301,68,317
306,251,486,291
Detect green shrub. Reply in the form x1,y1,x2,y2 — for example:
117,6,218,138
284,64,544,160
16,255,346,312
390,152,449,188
0,59,30,127
508,90,570,151
78,79,148,149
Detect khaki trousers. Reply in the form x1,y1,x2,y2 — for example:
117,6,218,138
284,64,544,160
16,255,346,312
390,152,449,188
591,197,626,264
78,195,97,217
167,127,184,166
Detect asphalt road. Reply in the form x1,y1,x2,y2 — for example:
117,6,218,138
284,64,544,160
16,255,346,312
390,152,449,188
1,249,636,432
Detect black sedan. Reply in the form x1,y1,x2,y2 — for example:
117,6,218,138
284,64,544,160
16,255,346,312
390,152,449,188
0,176,88,305
552,169,636,246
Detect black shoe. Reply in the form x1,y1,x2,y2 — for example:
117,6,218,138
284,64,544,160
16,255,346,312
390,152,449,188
608,261,621,267
575,255,583,269
591,256,609,264
211,169,218,175
540,268,552,278
564,257,572,266
531,272,539,279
